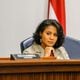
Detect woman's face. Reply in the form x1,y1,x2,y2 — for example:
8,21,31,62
40,25,58,48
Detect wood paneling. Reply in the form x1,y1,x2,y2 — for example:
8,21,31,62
0,58,80,80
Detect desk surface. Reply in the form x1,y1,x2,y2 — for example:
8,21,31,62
0,58,80,65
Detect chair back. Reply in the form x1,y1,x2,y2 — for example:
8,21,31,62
63,36,80,59
20,37,34,53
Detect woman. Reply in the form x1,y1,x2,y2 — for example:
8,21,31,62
23,19,69,59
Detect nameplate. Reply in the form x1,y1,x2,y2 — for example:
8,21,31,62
10,54,40,60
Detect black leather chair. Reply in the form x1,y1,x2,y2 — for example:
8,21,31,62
20,36,80,59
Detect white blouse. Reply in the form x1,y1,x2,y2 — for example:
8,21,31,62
23,42,69,59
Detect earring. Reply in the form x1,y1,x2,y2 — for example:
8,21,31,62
40,39,42,43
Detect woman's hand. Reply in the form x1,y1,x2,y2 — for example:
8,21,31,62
44,47,55,57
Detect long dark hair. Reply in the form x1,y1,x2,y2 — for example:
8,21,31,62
33,19,65,48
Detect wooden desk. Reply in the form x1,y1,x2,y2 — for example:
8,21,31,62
0,58,80,80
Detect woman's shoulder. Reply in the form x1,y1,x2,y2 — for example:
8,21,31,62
23,42,41,54
55,46,69,59
58,46,66,51
24,42,37,50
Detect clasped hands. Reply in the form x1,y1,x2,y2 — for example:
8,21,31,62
44,47,56,59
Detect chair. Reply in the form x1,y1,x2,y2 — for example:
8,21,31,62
20,37,34,53
63,37,80,59
20,36,80,59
